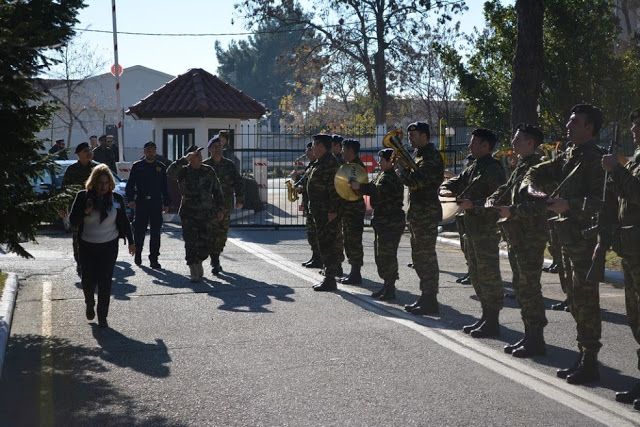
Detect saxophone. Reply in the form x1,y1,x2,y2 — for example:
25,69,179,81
285,154,305,202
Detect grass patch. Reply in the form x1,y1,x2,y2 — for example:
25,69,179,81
0,271,7,296
543,248,622,271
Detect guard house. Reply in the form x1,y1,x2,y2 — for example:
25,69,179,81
126,68,266,163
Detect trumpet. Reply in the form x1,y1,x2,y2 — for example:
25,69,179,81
285,154,306,203
382,129,418,172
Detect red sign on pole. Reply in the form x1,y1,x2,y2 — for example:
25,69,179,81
110,64,123,76
360,154,378,173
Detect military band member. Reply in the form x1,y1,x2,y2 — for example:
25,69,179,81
60,142,99,276
606,108,640,408
399,122,445,315
440,128,506,336
125,141,170,269
331,134,346,277
204,136,245,275
296,142,323,268
338,139,366,285
522,104,605,384
350,148,404,300
307,133,342,291
167,146,224,283
486,124,548,357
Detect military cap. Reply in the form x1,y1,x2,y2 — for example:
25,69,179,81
407,121,430,135
143,141,156,148
207,136,221,148
55,138,65,144
378,148,394,161
331,134,344,145
630,107,640,121
75,142,90,154
90,135,97,139
185,145,204,154
515,123,544,147
313,133,332,143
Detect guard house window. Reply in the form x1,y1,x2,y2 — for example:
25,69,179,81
163,129,195,161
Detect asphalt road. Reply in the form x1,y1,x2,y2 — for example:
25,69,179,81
0,224,639,426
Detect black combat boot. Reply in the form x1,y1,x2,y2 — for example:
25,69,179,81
372,283,387,298
302,254,315,266
616,383,640,404
512,327,546,358
211,254,221,275
551,298,569,311
378,282,396,301
319,266,343,277
411,293,439,315
463,310,486,334
470,310,500,338
304,252,324,268
504,326,528,354
460,276,471,285
566,352,600,384
134,252,142,266
557,350,583,379
456,273,469,283
313,276,337,292
340,265,362,285
404,295,424,312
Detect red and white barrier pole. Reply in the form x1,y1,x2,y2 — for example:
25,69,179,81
111,0,124,162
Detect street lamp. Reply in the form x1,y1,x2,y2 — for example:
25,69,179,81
444,126,455,149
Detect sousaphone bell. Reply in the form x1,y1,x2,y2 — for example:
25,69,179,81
334,162,369,201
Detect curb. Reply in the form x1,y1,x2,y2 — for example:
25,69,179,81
0,273,18,379
436,235,624,285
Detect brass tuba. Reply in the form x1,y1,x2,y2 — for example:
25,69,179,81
285,154,306,202
382,129,418,172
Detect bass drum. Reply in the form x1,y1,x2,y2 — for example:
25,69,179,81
439,170,460,225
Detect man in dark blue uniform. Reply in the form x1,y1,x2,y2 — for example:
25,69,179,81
125,141,170,269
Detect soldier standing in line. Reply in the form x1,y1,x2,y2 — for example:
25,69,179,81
440,128,506,336
608,107,640,408
307,133,342,292
296,142,323,269
89,135,99,150
486,124,548,357
126,141,170,269
60,142,99,276
328,134,345,278
338,139,366,285
93,134,117,173
350,148,405,300
522,104,605,384
203,136,245,275
167,146,224,282
454,154,474,285
398,122,445,315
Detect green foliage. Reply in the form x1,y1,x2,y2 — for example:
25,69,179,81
0,0,85,258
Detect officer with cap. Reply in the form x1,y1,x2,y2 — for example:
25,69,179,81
126,141,170,269
398,121,445,315
167,145,224,282
49,139,68,160
60,142,99,275
204,136,245,275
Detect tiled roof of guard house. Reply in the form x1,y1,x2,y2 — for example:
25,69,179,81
126,68,266,120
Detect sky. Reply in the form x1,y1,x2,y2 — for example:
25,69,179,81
68,0,512,78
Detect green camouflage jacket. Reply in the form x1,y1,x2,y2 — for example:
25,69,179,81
167,158,224,216
307,152,340,218
203,156,245,210
609,149,640,226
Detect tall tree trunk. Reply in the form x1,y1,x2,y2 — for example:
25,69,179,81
511,0,544,134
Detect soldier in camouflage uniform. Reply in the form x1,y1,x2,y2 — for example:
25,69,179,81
167,146,224,283
307,133,342,291
522,104,605,384
93,135,117,173
440,128,506,336
398,122,445,315
607,108,640,408
330,134,346,276
60,142,99,276
338,139,366,284
296,143,323,268
351,148,405,300
204,136,245,275
487,124,548,357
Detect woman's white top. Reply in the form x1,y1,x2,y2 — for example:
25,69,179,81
81,206,119,243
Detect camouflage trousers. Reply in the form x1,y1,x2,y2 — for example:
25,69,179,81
211,207,231,256
621,256,640,366
311,212,340,277
409,217,439,294
465,231,503,312
562,236,601,352
549,224,572,294
507,239,548,329
181,214,216,265
341,202,365,267
335,213,345,265
306,212,320,255
373,217,405,283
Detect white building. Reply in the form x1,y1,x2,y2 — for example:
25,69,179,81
37,65,174,160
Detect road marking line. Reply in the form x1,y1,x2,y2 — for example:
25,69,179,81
40,281,54,424
229,236,640,427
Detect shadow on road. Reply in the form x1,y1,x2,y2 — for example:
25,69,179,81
0,334,181,426
210,271,295,313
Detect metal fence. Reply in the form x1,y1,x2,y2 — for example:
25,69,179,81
226,126,470,228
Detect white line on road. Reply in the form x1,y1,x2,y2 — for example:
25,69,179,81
229,236,640,427
41,281,52,338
